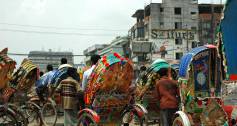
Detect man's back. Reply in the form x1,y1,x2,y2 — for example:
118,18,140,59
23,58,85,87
56,77,79,109
156,77,178,109
81,65,96,91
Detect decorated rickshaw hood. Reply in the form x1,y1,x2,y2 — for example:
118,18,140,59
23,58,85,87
220,0,237,79
179,45,216,79
9,59,39,90
84,53,134,106
148,59,170,73
0,48,16,89
100,53,132,67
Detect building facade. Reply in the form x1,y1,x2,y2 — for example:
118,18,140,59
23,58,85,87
28,50,73,72
130,0,199,63
99,36,131,57
83,44,108,65
198,4,223,45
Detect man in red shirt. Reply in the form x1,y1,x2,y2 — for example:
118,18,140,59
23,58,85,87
156,68,179,126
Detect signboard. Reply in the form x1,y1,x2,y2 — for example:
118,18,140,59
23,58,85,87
151,29,196,40
132,42,152,53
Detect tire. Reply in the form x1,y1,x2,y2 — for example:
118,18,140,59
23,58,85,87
0,107,18,126
21,102,43,126
8,104,28,126
172,117,185,126
41,102,57,126
121,110,148,126
77,113,98,126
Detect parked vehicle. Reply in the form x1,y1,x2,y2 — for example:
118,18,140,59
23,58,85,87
217,0,237,125
173,45,228,126
77,53,147,126
135,59,177,125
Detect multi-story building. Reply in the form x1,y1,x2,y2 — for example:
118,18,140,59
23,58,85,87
83,44,108,65
28,49,73,72
129,0,199,63
99,36,131,58
198,4,223,45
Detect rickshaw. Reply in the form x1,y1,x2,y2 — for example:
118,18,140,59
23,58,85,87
135,59,177,125
173,45,229,126
77,53,147,126
217,0,237,125
222,80,237,126
2,58,41,126
0,48,17,125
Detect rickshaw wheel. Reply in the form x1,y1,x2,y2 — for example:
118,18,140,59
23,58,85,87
41,101,57,126
77,113,98,126
0,107,18,126
8,104,28,126
172,117,185,126
121,110,147,126
21,101,43,126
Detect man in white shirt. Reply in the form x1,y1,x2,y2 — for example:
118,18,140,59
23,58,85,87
81,54,101,91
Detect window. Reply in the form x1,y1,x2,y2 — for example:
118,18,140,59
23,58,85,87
204,22,211,29
214,7,223,13
203,31,208,36
176,52,183,60
137,27,144,38
138,55,145,62
174,7,181,15
206,23,211,29
175,38,182,45
144,24,149,37
132,31,135,39
191,12,196,15
160,22,164,28
175,22,182,29
191,26,197,31
192,41,197,48
160,8,164,12
199,7,211,14
207,38,212,43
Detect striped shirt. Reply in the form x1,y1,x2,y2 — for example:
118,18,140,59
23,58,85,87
56,77,80,109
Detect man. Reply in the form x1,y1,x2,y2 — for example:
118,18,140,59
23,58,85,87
35,64,56,101
55,58,80,86
156,68,178,126
59,58,72,69
39,71,44,77
81,54,101,91
53,58,81,125
46,64,53,72
56,76,80,126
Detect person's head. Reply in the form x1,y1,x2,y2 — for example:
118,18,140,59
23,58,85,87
140,66,147,72
46,64,53,72
40,71,44,77
90,55,101,65
158,68,168,78
61,58,67,65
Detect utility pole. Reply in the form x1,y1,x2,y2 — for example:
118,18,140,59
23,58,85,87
210,4,215,44
186,24,189,52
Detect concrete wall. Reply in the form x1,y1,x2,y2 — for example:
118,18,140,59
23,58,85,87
147,0,199,60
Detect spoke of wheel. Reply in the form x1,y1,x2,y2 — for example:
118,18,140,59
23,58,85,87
41,102,57,126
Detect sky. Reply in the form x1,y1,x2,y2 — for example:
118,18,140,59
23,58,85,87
0,0,225,66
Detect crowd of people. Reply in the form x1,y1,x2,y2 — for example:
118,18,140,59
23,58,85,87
36,54,178,126
35,55,101,125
